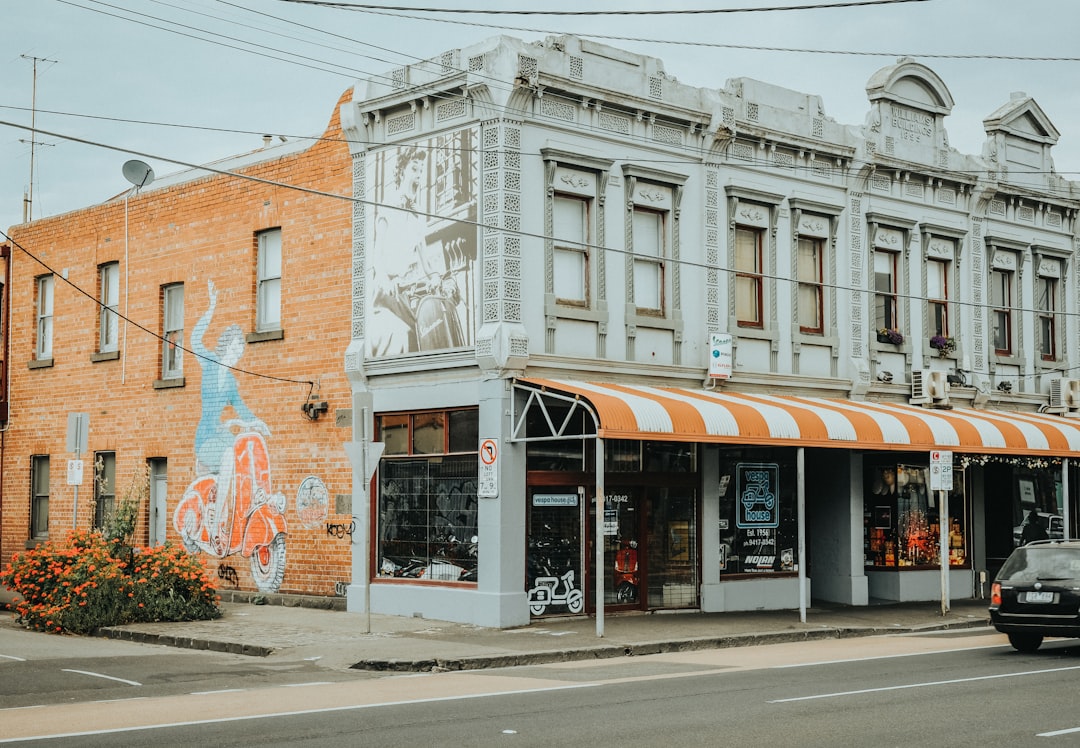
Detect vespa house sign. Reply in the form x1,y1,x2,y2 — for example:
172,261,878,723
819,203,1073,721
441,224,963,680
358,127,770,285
736,463,780,529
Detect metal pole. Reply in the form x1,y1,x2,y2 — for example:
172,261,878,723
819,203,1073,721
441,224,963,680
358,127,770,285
361,406,371,634
1063,458,1071,540
797,447,807,624
595,438,605,638
939,488,950,615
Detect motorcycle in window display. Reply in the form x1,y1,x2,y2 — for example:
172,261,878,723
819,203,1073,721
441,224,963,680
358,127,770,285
526,529,583,616
614,539,639,604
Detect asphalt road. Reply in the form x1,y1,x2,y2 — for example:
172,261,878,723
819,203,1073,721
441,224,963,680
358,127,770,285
4,627,1080,746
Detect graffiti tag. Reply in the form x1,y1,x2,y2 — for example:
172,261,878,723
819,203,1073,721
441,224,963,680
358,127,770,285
326,518,357,540
217,564,240,588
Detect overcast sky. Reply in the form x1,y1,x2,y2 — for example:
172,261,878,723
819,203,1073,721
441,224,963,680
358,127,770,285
3,0,1078,236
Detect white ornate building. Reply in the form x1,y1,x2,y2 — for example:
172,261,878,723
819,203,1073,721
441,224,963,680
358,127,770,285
340,34,1080,627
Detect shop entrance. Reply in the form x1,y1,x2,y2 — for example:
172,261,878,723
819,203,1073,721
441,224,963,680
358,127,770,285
598,487,699,612
603,489,644,609
526,487,585,617
526,484,699,617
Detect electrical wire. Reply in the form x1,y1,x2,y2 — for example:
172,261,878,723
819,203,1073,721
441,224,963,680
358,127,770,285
302,5,1080,62
277,0,934,15
43,0,1080,198
2,117,1079,387
0,224,316,389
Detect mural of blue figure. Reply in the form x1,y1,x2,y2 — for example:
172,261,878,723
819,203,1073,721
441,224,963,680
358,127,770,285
173,279,289,593
193,279,266,473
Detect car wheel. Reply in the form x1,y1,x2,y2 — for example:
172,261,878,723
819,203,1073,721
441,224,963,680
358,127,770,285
1008,632,1044,653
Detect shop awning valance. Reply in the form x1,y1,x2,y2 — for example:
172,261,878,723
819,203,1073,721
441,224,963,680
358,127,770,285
515,378,1080,457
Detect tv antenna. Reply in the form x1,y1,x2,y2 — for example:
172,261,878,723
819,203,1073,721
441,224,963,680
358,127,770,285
21,54,57,223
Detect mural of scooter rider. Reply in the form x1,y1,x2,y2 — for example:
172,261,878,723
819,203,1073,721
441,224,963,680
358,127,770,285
369,145,439,356
192,279,269,476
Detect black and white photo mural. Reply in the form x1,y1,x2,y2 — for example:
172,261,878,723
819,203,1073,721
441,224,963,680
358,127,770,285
366,129,478,357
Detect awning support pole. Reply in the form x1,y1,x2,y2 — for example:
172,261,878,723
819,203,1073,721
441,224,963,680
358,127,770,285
595,437,605,638
939,488,950,616
1064,458,1071,540
797,447,807,624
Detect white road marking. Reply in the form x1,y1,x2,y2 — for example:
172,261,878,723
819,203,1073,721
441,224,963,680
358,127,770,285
1038,726,1080,737
189,689,246,696
60,669,142,687
0,654,26,662
281,682,335,688
769,664,1080,703
0,683,598,743
771,643,1006,668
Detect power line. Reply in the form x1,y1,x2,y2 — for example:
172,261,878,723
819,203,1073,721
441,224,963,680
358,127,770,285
276,0,932,15
0,226,316,389
3,117,1079,388
46,1,1080,187
333,6,1080,62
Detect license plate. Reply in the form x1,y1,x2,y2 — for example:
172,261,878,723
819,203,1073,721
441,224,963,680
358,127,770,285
1025,591,1054,603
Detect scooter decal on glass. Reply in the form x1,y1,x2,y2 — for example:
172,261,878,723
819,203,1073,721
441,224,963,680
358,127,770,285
527,569,584,616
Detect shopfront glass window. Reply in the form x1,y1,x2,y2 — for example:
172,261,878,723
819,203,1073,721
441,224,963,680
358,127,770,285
718,455,799,575
863,463,967,568
527,490,584,617
375,409,479,584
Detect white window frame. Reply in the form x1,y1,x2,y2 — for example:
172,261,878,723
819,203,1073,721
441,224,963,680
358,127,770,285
552,194,590,307
873,249,900,333
256,228,282,332
36,275,53,360
99,262,120,353
632,207,665,315
991,266,1014,356
735,226,764,328
927,257,949,338
796,236,824,334
1035,255,1063,364
162,283,184,380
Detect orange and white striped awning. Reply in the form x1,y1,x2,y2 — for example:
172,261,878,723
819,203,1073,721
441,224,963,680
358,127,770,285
518,378,1080,457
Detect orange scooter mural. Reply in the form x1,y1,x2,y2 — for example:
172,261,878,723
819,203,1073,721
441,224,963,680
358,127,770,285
173,280,289,593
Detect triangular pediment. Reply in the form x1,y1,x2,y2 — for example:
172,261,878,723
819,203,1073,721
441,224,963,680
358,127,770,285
983,94,1059,145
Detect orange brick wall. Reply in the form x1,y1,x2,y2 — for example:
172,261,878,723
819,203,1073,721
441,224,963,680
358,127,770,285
1,90,360,599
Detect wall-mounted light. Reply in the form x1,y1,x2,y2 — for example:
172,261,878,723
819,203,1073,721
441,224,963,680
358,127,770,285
876,370,894,383
301,399,329,421
997,380,1013,393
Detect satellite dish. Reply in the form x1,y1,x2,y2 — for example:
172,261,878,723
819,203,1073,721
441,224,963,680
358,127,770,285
121,159,155,189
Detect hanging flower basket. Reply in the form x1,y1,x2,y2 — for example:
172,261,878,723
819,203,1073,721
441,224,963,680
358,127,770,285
877,328,904,345
929,335,956,358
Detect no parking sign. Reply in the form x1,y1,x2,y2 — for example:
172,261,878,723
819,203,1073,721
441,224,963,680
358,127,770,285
930,450,953,491
479,438,499,498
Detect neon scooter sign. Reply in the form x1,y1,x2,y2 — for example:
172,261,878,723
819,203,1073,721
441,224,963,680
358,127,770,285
736,462,779,529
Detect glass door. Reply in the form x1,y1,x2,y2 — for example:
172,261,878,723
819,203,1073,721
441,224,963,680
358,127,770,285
526,487,585,617
603,489,645,609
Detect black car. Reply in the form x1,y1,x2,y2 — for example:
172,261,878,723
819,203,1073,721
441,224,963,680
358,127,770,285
990,539,1080,652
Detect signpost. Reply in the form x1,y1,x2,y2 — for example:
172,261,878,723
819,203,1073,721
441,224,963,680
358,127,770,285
67,413,89,528
930,450,953,615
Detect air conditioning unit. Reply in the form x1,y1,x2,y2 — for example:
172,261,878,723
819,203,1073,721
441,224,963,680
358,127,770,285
1048,378,1080,416
911,369,950,406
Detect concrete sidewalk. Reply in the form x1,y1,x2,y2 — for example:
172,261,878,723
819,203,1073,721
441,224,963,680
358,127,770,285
65,596,995,673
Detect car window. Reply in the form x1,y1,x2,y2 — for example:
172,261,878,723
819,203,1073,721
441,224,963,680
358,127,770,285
998,547,1080,582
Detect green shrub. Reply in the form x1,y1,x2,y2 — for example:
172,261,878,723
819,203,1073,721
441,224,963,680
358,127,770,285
2,530,220,635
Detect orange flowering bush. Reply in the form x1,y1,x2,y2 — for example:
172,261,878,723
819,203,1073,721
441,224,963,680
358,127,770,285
2,529,220,635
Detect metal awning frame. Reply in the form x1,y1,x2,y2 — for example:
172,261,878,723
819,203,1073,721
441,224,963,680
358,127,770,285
511,381,599,443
